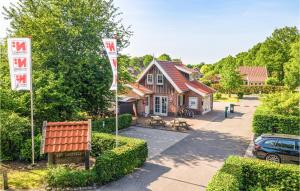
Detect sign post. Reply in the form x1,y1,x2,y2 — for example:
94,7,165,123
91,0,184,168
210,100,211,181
102,38,118,147
7,38,34,164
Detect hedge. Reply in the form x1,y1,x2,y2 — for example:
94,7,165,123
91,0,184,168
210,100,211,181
207,156,300,191
253,107,300,135
92,114,132,133
47,166,95,188
92,133,148,184
47,132,148,188
211,84,287,94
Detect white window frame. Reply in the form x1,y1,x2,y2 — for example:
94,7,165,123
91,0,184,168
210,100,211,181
153,96,168,116
147,74,153,84
188,97,198,109
156,74,164,85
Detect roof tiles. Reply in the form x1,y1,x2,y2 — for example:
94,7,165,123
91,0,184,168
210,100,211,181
239,66,268,82
42,121,91,153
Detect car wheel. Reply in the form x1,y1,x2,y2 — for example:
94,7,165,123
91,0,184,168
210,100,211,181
265,154,281,163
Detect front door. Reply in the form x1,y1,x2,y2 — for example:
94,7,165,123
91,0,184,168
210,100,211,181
202,95,211,115
154,96,168,116
145,96,150,116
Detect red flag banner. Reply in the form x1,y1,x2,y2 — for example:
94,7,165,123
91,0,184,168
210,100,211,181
102,38,117,91
7,38,32,91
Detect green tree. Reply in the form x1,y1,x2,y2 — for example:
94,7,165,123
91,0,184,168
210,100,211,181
158,53,171,61
142,54,154,66
254,27,299,81
284,41,300,90
220,66,243,97
266,77,281,86
3,0,131,119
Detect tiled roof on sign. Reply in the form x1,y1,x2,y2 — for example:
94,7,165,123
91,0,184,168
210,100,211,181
41,121,91,154
239,66,268,82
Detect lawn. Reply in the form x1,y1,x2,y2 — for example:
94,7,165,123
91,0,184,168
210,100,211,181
214,94,239,103
0,168,48,189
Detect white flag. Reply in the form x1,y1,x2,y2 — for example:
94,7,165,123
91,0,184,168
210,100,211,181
7,38,32,91
102,38,117,91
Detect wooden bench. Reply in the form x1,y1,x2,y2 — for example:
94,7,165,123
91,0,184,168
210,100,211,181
172,118,189,130
149,116,166,127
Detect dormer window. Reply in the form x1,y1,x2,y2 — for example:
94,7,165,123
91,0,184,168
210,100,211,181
156,74,164,85
147,74,153,84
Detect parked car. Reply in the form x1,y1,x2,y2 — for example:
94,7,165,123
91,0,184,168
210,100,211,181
252,134,300,164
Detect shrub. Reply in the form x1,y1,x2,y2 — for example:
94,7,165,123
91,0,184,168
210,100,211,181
252,108,300,135
47,132,148,188
215,92,222,99
207,156,300,191
0,111,30,160
91,132,125,157
92,133,148,184
20,134,45,162
47,166,95,188
237,92,244,99
92,114,132,133
266,77,281,86
252,92,300,135
211,84,287,94
260,92,299,116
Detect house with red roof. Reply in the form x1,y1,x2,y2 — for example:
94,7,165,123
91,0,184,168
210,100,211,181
125,60,215,116
239,66,268,86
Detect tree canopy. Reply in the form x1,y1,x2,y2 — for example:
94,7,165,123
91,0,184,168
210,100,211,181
200,26,300,90
1,0,132,124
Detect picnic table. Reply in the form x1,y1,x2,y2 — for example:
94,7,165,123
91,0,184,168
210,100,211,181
172,118,189,130
149,116,165,127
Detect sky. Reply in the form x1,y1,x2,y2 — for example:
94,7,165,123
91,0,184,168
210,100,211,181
1,0,299,64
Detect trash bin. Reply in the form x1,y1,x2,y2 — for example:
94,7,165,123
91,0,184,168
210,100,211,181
225,106,228,118
230,104,234,113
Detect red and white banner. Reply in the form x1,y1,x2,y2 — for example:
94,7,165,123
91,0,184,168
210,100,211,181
102,38,117,91
7,38,32,91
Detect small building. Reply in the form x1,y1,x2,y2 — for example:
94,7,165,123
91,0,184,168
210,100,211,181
124,60,215,116
239,66,268,86
40,120,92,169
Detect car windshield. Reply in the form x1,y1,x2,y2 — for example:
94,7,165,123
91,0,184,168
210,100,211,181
254,136,262,143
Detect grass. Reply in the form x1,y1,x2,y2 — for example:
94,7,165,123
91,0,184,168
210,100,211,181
0,169,48,189
214,94,239,103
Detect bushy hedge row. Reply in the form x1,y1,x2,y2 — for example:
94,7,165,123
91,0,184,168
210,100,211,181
253,107,300,135
93,133,147,184
47,132,148,188
212,84,286,94
92,114,132,133
207,156,300,191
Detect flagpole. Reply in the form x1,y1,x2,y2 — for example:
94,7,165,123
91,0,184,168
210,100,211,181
29,38,34,164
115,86,118,147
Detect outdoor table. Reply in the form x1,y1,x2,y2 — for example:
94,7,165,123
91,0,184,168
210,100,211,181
172,118,189,130
149,116,165,127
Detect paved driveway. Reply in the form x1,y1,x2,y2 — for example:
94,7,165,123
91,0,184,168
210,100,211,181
98,96,259,191
120,127,188,158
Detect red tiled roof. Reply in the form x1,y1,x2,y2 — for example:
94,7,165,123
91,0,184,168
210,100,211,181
157,61,190,91
187,80,216,94
41,121,91,153
175,64,197,74
156,61,214,95
130,83,153,94
239,66,268,82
